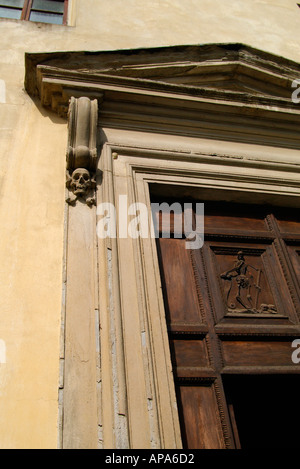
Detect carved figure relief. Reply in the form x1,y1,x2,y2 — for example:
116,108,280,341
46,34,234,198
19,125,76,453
220,251,277,315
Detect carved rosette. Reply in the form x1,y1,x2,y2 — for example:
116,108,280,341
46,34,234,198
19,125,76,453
66,96,98,206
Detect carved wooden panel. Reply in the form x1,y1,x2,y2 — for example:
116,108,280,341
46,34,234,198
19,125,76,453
155,199,300,449
210,247,286,318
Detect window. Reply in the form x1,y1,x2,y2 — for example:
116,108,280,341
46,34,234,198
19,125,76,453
0,0,68,24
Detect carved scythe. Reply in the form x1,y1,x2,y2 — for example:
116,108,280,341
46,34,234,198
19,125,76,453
254,268,262,310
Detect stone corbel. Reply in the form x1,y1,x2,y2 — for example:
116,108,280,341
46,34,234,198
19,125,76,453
66,96,98,207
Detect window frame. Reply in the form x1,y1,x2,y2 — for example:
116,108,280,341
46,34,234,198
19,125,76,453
0,0,68,25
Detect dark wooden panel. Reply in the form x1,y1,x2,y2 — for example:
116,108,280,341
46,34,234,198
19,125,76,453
175,368,216,379
168,324,209,334
222,340,294,367
177,384,225,449
277,217,300,235
170,338,209,369
157,238,202,325
204,208,268,233
288,246,300,282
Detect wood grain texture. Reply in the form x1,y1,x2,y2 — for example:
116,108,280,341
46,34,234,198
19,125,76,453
156,200,300,449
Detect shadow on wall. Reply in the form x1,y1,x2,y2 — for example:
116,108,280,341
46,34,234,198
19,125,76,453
27,94,67,125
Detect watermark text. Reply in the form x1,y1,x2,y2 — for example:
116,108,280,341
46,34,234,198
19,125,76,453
96,196,204,249
291,339,300,364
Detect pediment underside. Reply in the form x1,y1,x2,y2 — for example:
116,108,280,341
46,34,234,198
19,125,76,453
26,43,300,100
24,43,300,150
103,62,293,98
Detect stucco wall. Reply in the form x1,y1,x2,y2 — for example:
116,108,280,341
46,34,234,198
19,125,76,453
2,1,300,60
0,0,300,448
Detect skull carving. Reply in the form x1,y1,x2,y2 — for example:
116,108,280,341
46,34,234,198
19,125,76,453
66,167,96,206
70,168,92,196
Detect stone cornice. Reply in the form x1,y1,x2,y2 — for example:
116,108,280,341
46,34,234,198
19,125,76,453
24,43,300,149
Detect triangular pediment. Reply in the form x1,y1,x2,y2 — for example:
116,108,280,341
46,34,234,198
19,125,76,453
26,43,300,100
108,60,293,97
24,43,300,149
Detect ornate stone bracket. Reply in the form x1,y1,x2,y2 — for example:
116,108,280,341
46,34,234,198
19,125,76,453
66,96,98,207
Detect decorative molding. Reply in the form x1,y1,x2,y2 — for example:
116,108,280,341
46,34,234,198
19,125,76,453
24,44,300,150
213,379,231,449
205,233,275,243
217,331,300,338
175,376,216,384
102,143,300,175
189,249,207,323
273,238,300,317
25,43,300,102
66,97,98,206
265,214,275,233
212,246,265,256
168,331,208,338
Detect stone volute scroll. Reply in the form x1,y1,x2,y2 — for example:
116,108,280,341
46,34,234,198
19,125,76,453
66,96,98,207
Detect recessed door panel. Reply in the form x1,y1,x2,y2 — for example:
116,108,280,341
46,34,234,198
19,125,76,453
155,199,300,449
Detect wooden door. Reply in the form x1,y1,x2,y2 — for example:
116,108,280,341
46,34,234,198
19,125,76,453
153,200,300,449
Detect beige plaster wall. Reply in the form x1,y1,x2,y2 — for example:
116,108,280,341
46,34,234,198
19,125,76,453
0,96,66,448
1,0,300,60
0,0,300,448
